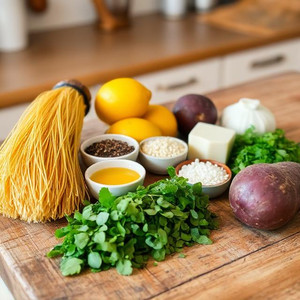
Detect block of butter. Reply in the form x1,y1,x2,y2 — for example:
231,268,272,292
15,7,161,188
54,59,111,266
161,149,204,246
188,123,236,163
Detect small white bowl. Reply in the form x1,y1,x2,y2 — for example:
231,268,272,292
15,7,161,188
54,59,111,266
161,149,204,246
175,159,232,198
139,136,188,175
80,134,139,167
85,159,146,198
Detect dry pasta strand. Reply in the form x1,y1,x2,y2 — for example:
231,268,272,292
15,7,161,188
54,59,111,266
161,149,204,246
0,87,88,222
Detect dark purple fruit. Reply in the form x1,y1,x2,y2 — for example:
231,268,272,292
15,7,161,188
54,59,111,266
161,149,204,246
173,94,217,137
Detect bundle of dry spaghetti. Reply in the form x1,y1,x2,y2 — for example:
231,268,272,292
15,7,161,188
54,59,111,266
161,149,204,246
0,80,90,222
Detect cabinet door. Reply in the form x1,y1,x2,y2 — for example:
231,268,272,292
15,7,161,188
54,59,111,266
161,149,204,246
220,38,300,88
85,59,220,121
135,58,221,104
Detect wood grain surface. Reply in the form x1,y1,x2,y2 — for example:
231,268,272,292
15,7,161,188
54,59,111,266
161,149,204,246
0,72,300,300
199,0,300,37
1,13,300,108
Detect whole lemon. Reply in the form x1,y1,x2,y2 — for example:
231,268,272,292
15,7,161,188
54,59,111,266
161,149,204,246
107,118,161,142
95,78,151,124
143,105,178,137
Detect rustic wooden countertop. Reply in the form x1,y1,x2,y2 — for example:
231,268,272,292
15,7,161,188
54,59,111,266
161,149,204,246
1,13,299,108
0,72,299,300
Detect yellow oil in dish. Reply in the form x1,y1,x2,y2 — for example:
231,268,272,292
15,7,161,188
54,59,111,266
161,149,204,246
90,167,140,185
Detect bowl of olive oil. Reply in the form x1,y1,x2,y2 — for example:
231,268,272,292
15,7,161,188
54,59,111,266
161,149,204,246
85,159,146,198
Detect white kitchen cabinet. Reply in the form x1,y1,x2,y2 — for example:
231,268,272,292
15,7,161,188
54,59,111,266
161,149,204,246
0,102,30,141
296,38,300,71
0,85,100,141
85,59,221,121
220,38,300,88
135,58,221,104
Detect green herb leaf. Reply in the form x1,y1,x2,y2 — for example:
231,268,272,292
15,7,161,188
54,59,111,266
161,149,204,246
110,210,121,221
55,228,69,238
74,211,83,221
144,209,157,216
78,225,89,232
66,244,76,256
60,257,83,276
167,166,176,178
82,205,96,221
74,233,89,249
190,209,198,219
88,252,102,269
117,222,126,237
99,188,116,208
47,249,63,258
116,259,133,276
142,223,148,232
152,248,166,261
96,212,110,226
191,228,212,244
160,211,174,218
117,198,130,212
99,224,108,232
94,231,106,244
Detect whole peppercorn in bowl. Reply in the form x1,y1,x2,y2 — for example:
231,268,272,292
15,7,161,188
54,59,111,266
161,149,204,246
80,134,139,167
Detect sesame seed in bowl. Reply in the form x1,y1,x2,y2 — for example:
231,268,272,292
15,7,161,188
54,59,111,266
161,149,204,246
139,136,188,175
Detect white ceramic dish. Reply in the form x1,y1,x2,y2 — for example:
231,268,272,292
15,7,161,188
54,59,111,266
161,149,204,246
175,159,232,198
139,136,188,175
80,134,139,167
85,159,146,198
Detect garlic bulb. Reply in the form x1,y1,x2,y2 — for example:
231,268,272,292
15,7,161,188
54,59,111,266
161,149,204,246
220,98,276,134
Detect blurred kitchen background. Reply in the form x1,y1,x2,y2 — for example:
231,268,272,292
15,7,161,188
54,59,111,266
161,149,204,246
1,0,300,142
0,0,300,127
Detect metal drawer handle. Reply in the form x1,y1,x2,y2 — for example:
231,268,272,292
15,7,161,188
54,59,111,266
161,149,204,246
156,77,198,91
251,55,285,68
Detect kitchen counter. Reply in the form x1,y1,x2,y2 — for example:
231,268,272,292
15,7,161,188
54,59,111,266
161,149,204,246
1,72,300,300
1,13,299,108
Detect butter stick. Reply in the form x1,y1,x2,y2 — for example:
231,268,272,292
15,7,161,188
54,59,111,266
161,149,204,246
188,123,236,163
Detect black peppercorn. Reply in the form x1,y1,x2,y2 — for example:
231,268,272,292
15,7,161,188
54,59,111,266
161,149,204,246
85,139,135,157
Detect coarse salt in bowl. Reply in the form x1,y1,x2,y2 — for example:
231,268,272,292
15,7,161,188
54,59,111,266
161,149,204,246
175,159,232,198
139,136,188,175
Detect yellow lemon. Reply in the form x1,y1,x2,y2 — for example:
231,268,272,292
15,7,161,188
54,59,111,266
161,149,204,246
143,105,178,137
95,78,151,124
107,118,161,142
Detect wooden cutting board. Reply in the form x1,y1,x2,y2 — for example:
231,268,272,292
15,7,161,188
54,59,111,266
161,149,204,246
199,0,300,37
1,72,300,300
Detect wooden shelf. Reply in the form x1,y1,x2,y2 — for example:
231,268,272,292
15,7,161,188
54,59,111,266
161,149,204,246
0,13,299,108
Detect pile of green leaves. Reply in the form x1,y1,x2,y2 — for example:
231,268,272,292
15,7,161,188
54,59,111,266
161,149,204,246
47,167,218,276
229,127,300,175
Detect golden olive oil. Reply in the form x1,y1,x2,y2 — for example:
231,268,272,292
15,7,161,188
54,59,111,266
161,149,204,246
90,167,140,185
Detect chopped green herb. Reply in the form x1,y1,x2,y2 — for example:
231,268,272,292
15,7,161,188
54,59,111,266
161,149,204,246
178,253,186,258
153,262,158,266
60,257,83,276
88,252,102,269
116,259,132,276
47,167,218,276
229,127,300,175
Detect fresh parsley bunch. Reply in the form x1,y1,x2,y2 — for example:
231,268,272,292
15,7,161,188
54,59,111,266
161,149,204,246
229,127,300,175
47,167,218,276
